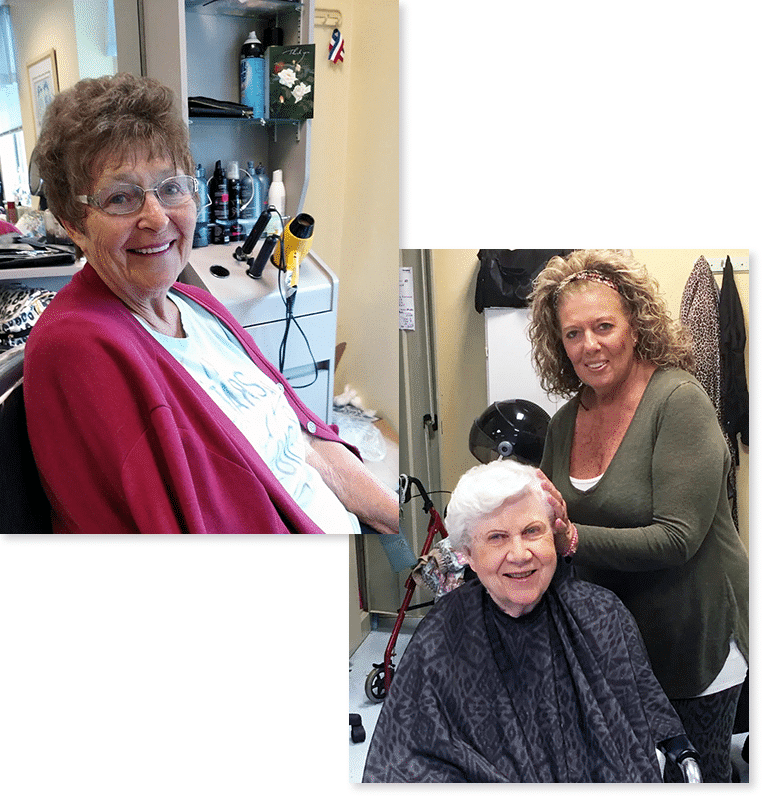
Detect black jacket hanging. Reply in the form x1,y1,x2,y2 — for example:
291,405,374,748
475,250,573,313
719,256,749,459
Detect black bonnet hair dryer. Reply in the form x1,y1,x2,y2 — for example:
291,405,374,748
469,399,550,466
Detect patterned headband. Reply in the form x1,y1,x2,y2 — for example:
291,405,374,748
553,270,621,305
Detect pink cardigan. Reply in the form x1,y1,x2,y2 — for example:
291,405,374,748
24,264,355,534
0,220,21,235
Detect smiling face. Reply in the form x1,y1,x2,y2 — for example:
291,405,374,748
464,492,557,617
63,149,196,307
556,282,638,399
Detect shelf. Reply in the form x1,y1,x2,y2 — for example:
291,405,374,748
188,114,301,125
187,115,306,141
189,114,266,124
0,260,82,283
185,0,302,17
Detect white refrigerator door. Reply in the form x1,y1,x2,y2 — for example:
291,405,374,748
484,307,561,417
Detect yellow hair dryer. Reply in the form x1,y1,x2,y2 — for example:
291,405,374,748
272,213,315,293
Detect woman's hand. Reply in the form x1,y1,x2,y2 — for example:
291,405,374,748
304,433,399,535
537,469,576,555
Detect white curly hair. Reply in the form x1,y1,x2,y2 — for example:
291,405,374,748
444,460,553,553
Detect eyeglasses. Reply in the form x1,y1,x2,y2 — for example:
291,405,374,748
76,175,197,216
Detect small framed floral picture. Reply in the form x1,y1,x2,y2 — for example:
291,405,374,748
27,49,59,140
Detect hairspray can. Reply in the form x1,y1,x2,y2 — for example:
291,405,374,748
227,160,240,240
240,31,265,120
193,164,209,247
210,160,229,244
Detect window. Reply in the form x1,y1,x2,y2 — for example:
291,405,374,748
0,5,29,209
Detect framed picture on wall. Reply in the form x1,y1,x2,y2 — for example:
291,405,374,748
27,49,59,140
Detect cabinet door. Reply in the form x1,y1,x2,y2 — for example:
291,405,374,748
485,307,561,417
246,320,333,424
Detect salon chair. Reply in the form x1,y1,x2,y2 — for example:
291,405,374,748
0,346,53,533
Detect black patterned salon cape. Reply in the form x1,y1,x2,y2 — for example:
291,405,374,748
362,570,685,783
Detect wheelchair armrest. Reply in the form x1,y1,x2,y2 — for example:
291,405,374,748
658,734,699,764
657,734,703,783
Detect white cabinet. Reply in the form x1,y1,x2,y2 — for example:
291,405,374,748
484,307,561,417
143,1,338,423
181,248,338,424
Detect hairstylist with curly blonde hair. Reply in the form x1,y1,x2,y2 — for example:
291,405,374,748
529,249,748,782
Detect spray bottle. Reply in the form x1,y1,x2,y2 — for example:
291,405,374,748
240,160,258,225
227,160,241,240
210,160,229,244
240,31,265,120
255,163,269,213
193,163,209,247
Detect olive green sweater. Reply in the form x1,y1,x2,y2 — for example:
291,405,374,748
541,368,749,698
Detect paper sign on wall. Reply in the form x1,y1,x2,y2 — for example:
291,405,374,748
399,266,415,330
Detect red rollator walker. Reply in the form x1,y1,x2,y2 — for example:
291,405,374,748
364,474,450,703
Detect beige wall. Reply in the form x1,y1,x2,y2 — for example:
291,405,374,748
430,249,750,551
10,0,80,160
306,0,398,429
428,250,488,498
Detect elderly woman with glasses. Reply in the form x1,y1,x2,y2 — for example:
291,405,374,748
24,73,398,535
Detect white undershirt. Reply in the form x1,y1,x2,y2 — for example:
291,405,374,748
135,290,360,534
569,472,746,695
569,473,604,492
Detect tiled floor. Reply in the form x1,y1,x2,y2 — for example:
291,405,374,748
348,619,419,783
348,620,749,784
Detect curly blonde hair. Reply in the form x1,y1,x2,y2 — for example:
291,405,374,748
528,250,694,398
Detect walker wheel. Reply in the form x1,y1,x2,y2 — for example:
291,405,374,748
365,665,388,702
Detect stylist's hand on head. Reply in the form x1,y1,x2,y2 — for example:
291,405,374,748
537,469,575,554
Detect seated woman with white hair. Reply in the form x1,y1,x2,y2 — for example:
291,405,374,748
363,460,690,783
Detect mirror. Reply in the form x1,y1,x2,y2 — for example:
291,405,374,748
28,146,43,207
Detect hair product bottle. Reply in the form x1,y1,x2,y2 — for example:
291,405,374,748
239,161,258,240
227,160,241,239
240,161,258,217
193,163,209,247
267,169,285,236
210,160,229,244
263,24,284,49
240,31,265,120
255,163,269,213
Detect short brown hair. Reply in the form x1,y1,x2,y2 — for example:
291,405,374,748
34,73,195,233
529,249,694,398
